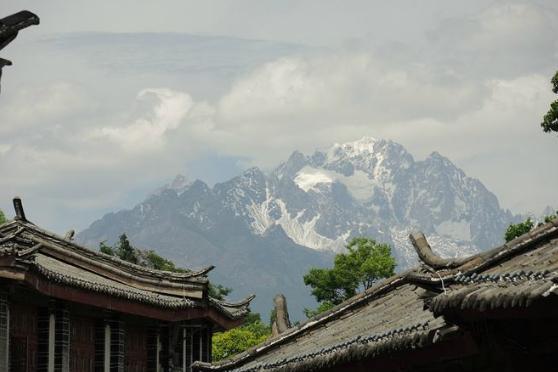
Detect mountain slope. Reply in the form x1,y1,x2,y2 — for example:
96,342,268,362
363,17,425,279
78,137,517,320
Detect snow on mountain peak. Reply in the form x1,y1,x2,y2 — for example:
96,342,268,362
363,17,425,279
294,169,334,192
327,136,379,159
134,137,514,269
294,166,375,201
341,136,378,154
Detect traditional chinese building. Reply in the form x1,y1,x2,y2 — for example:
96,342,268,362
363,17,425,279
0,198,253,372
194,218,558,372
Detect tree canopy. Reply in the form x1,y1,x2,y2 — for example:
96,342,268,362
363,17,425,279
115,234,138,264
0,209,6,225
504,218,534,242
504,211,557,242
303,237,396,317
212,313,271,361
541,70,558,133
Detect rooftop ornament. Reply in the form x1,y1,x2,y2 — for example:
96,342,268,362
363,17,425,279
271,294,291,337
12,196,27,222
0,10,40,93
409,231,473,269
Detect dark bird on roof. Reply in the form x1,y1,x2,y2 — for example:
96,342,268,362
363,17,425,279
0,10,40,93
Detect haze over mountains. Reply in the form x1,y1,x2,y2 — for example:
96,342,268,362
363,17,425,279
78,137,518,320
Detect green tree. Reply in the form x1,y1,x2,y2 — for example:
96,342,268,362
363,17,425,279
504,218,534,242
0,209,6,225
212,313,270,361
543,211,558,224
541,71,558,133
303,237,396,316
144,250,185,272
99,241,115,256
208,284,232,301
115,234,138,264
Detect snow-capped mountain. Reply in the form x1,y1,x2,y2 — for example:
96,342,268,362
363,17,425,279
245,137,514,266
78,137,517,319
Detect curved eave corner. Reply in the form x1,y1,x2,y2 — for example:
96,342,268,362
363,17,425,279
210,294,256,328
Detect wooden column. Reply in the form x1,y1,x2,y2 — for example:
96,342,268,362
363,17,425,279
0,294,9,371
104,323,110,372
201,327,212,363
183,327,192,372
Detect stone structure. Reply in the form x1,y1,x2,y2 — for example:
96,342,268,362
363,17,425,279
194,219,558,371
0,198,254,372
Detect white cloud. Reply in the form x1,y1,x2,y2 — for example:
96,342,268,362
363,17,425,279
0,82,91,135
97,88,194,151
1,0,557,231
428,2,558,78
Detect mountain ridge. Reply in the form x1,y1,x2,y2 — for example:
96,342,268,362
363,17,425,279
78,137,518,320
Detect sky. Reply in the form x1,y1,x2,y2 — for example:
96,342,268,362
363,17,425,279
0,0,557,232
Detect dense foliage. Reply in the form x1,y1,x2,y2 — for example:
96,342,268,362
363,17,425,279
541,70,558,133
504,218,535,242
303,237,396,317
0,209,6,225
212,313,271,361
504,211,557,242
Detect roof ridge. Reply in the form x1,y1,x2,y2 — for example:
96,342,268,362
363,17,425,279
209,295,255,320
31,254,195,309
211,294,256,308
15,220,212,281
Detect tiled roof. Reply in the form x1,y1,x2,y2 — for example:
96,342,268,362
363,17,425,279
195,219,558,371
32,253,197,309
0,201,253,321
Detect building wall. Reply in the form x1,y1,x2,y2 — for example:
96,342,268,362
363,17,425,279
69,315,95,372
125,323,149,372
9,302,38,372
0,291,214,372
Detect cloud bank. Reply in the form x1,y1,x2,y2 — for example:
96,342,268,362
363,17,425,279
0,1,557,231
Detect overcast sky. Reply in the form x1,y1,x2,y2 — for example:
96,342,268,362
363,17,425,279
0,0,557,232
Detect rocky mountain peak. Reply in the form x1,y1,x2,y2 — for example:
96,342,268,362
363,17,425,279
152,174,192,196
78,137,518,320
